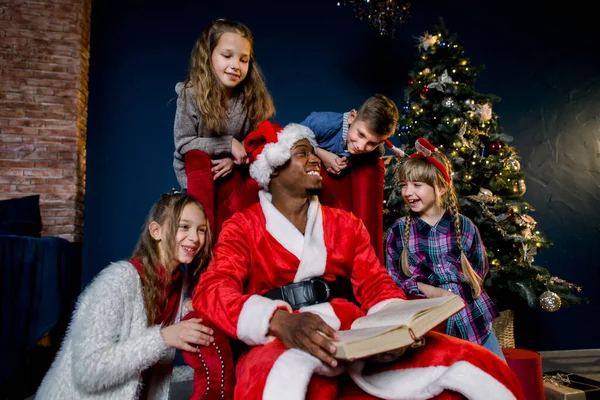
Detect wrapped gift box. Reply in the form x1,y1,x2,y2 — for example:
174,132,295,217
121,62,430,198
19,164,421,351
543,370,600,400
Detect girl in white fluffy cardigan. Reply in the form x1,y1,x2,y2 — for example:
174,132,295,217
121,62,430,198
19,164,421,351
36,192,215,399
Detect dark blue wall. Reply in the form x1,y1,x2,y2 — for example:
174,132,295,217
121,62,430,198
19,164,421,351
84,0,599,350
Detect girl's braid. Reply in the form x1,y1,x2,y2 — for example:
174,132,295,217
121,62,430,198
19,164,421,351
449,190,482,298
401,213,413,277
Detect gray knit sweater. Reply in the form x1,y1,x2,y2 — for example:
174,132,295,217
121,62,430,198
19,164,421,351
172,82,250,189
36,261,187,400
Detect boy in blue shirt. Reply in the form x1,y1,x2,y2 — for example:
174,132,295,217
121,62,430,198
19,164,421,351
299,95,400,262
299,94,401,175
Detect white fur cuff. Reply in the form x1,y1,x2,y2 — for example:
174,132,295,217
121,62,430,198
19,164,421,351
237,295,292,346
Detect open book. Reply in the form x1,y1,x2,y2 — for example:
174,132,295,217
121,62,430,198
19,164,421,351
333,295,464,361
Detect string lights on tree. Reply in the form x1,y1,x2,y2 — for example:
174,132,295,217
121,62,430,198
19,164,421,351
383,18,584,312
337,0,413,37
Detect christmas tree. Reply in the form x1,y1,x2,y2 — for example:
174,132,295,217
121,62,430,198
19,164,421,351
384,19,583,312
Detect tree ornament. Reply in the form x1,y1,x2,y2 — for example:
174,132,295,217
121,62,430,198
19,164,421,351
475,103,493,121
479,187,493,198
468,187,495,203
408,78,415,86
506,158,521,171
518,180,526,195
539,290,562,312
427,69,453,93
495,213,509,222
465,99,475,107
442,97,455,108
422,67,431,76
507,209,515,221
418,32,439,51
487,141,502,154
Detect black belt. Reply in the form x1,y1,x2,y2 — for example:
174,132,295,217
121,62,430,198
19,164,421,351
263,277,355,311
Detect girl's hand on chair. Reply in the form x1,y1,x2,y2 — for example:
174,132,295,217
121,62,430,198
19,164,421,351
160,318,214,352
211,158,234,180
231,138,248,165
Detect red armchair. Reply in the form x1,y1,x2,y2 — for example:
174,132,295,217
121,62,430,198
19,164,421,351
319,156,386,263
185,150,259,239
181,312,235,400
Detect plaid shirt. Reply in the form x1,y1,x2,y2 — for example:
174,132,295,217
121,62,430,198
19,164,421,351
385,211,499,345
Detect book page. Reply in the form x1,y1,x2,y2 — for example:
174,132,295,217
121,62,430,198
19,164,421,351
336,325,397,345
350,296,459,330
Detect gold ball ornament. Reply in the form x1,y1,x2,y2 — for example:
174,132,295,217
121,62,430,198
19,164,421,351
518,180,527,195
539,290,562,312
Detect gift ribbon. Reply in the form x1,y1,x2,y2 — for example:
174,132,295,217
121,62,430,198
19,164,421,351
544,372,600,390
543,372,572,387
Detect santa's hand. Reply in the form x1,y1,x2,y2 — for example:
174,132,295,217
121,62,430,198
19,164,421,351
268,310,340,367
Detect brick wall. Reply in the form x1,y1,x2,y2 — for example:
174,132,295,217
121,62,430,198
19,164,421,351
0,0,91,242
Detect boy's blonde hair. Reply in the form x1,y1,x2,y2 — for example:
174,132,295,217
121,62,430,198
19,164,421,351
130,192,213,325
398,152,483,298
183,19,275,133
356,94,399,137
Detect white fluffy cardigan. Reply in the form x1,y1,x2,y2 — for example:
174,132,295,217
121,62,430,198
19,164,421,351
36,261,186,399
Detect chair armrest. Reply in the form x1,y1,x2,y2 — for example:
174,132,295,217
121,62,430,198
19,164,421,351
181,311,235,400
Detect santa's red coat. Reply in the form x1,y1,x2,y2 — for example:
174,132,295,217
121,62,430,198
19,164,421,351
192,192,524,400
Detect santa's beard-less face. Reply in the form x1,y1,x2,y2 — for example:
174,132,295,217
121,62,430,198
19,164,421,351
273,140,323,198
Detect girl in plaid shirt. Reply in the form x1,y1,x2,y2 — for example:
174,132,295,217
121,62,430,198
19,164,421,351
385,138,505,360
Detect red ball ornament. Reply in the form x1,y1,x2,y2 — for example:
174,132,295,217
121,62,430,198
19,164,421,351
487,141,502,154
421,86,429,94
408,78,415,86
508,209,515,221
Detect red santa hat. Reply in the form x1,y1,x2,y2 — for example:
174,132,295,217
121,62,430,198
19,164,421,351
245,121,318,190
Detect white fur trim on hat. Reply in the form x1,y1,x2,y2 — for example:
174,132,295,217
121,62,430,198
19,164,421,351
249,123,317,190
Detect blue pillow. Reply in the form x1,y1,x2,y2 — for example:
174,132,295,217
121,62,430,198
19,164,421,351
0,195,42,237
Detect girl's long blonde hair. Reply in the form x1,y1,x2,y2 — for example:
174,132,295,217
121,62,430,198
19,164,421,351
398,152,483,298
183,19,275,133
130,193,213,325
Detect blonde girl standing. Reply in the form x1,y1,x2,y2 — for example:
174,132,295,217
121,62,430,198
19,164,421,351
173,19,274,237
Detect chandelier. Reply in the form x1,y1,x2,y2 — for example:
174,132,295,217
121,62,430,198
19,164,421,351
337,0,413,37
